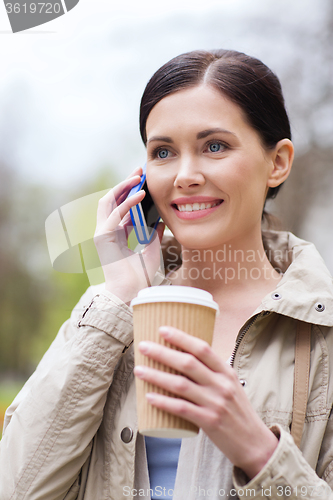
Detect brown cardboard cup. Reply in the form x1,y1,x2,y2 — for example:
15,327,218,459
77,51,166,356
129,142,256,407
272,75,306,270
131,286,219,438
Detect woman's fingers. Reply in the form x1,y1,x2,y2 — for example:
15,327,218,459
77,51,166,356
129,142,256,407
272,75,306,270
119,212,133,239
146,388,211,429
96,174,143,227
103,174,141,208
144,392,212,429
134,339,249,434
92,165,166,302
136,339,217,386
97,188,145,234
133,361,239,431
160,326,227,374
111,189,145,227
116,166,143,205
134,364,204,406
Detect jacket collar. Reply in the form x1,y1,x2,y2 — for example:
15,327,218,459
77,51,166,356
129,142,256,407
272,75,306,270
160,230,333,327
259,231,333,327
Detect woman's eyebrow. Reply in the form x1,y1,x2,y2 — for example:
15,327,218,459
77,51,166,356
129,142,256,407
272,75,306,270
147,129,237,144
197,128,236,139
147,136,173,144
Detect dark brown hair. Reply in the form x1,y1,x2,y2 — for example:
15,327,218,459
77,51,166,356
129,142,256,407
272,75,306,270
140,49,291,201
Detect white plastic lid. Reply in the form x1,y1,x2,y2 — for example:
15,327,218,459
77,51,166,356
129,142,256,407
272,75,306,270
131,286,219,312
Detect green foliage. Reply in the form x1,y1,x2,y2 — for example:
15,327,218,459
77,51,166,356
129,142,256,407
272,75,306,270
31,271,90,367
0,161,118,380
0,256,44,374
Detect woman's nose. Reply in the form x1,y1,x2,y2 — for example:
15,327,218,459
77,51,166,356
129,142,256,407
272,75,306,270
173,158,205,189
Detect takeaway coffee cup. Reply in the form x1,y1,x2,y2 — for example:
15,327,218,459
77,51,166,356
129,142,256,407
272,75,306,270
131,286,219,438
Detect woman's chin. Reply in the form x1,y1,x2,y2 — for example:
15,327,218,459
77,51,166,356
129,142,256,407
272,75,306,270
172,231,220,250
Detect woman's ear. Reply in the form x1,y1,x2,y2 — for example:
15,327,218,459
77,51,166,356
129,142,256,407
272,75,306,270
267,139,294,188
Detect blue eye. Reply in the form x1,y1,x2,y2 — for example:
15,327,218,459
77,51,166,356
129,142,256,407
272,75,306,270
157,149,169,159
209,142,222,153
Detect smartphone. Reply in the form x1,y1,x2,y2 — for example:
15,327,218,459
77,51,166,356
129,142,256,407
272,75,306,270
128,164,160,244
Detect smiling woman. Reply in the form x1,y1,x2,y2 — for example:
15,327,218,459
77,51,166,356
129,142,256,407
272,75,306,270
1,50,333,500
145,85,292,259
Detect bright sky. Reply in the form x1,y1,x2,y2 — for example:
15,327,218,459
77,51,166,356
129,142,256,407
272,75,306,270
0,0,329,188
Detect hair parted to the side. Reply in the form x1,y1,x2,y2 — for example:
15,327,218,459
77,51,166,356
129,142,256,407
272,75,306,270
140,49,292,202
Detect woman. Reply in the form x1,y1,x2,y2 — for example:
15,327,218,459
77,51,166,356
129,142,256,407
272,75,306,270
1,50,333,500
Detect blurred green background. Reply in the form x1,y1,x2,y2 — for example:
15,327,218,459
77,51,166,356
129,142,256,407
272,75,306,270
0,164,118,433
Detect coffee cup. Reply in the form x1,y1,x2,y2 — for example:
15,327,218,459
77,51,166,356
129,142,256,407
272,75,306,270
131,286,219,438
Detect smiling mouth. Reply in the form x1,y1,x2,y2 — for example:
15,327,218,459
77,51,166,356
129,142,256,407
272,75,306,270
173,200,223,212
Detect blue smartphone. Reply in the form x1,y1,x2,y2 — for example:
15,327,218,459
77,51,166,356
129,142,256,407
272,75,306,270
128,164,161,244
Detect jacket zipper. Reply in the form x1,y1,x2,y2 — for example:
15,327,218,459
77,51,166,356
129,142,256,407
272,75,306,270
229,311,269,367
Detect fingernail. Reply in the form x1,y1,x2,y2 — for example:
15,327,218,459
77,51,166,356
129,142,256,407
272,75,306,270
139,341,150,353
134,189,145,197
159,326,170,338
134,366,146,377
146,393,155,401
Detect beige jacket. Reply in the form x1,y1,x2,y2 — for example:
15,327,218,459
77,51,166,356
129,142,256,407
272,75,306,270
1,231,333,500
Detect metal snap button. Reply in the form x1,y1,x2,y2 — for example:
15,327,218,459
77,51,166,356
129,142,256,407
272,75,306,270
121,427,134,443
239,379,247,387
315,303,325,312
271,292,282,300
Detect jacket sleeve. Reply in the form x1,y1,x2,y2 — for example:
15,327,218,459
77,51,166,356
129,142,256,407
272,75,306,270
232,424,333,499
0,286,134,500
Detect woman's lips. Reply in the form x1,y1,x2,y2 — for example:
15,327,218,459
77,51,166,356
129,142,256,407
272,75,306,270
171,200,224,220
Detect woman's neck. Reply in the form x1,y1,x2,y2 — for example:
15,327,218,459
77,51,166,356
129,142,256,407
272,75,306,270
166,231,282,297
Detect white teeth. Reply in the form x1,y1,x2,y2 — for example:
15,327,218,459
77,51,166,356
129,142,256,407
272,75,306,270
176,201,221,212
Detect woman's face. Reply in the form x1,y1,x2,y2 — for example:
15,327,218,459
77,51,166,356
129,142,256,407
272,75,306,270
145,85,278,250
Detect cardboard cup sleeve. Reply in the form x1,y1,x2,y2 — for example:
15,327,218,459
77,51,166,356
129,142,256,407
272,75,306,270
131,286,219,438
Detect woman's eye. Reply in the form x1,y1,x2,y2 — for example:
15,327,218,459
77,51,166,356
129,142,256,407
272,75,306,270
157,148,169,159
208,142,223,153
149,146,172,161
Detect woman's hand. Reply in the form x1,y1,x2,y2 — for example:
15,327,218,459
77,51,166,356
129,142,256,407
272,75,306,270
134,326,278,479
94,166,165,304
